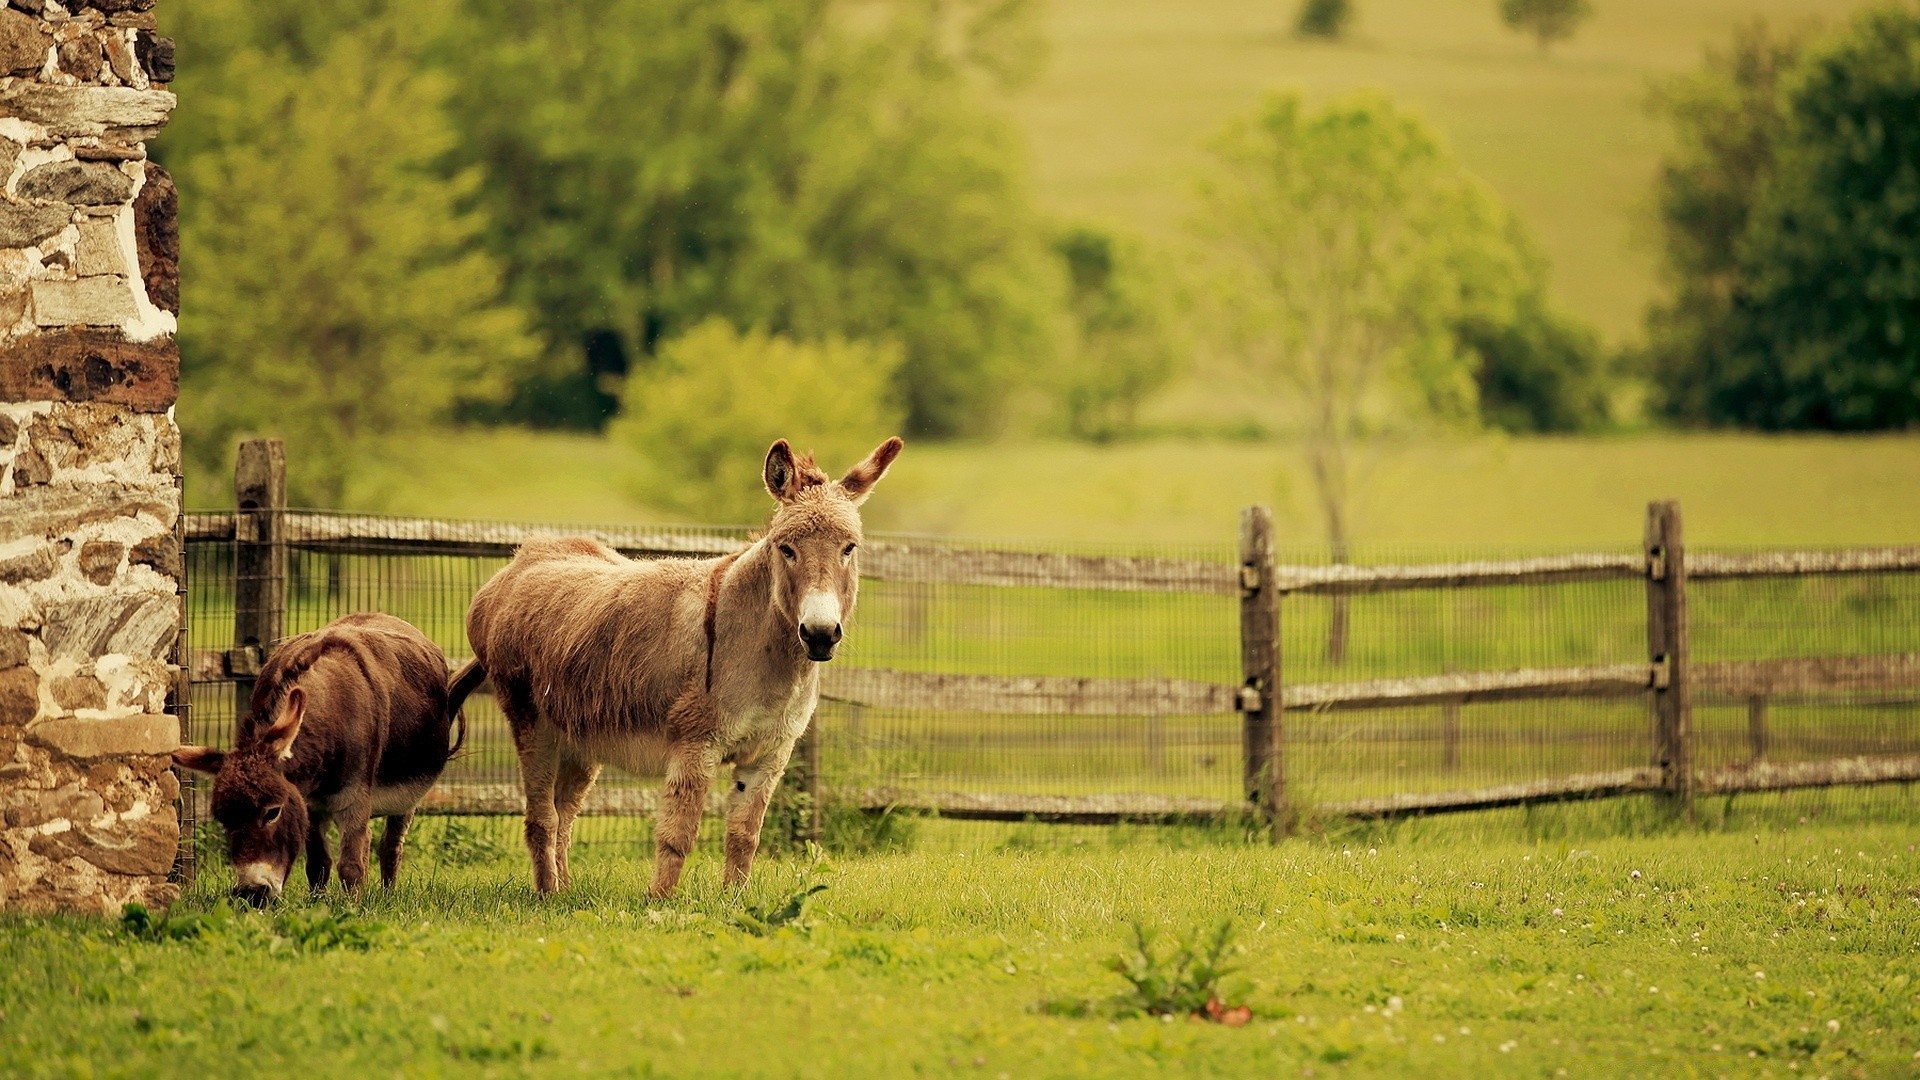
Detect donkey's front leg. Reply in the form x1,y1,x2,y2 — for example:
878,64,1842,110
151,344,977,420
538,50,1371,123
650,738,717,898
332,793,375,897
723,740,797,889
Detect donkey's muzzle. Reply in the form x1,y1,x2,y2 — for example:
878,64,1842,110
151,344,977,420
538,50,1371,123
800,622,842,662
230,883,276,908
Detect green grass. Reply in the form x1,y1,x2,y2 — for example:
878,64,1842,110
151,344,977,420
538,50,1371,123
1007,0,1876,343
229,428,1920,551
6,813,1920,1077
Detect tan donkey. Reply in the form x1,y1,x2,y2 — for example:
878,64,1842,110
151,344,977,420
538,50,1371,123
452,437,902,896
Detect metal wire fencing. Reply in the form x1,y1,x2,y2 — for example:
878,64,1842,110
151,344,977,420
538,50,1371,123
178,489,1920,858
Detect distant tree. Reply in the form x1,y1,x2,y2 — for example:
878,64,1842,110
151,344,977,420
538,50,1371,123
1053,227,1181,441
1499,0,1592,53
1643,20,1807,422
613,320,905,524
1713,7,1920,430
453,0,1066,438
170,1,536,506
1195,92,1554,659
1295,0,1354,40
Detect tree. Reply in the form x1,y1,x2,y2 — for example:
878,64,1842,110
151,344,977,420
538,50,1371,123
169,1,536,506
451,0,1066,438
1499,0,1592,53
613,320,905,524
1460,291,1611,433
1195,92,1551,659
1295,0,1354,40
1053,227,1180,441
1715,7,1920,430
1643,20,1807,422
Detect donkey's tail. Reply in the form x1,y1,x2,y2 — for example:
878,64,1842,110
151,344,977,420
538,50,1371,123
446,658,488,756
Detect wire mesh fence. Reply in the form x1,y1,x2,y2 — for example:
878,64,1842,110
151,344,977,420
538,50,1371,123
177,498,1920,861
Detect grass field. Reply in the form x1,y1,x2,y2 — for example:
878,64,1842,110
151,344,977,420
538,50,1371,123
216,427,1920,551
5,811,1919,1077
1008,0,1880,342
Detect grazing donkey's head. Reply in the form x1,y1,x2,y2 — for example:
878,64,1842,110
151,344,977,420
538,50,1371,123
171,686,312,906
760,436,903,661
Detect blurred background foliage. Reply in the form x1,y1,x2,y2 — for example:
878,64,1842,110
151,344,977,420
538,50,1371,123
158,0,1920,535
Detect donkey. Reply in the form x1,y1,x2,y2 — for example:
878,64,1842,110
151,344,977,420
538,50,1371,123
173,612,463,905
452,436,902,897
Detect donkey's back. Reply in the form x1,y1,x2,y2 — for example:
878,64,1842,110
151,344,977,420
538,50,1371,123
465,537,710,738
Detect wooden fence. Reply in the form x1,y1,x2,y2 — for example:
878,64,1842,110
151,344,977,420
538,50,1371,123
181,439,1920,837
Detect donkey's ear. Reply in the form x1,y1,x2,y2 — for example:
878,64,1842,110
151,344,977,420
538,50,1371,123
763,439,800,503
171,745,226,775
837,436,904,506
262,686,306,760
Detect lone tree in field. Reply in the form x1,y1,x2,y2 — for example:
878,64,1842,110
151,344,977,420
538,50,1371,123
1195,92,1540,661
1295,0,1354,40
1500,0,1592,53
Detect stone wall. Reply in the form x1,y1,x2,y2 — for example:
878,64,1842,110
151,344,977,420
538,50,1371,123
0,0,179,914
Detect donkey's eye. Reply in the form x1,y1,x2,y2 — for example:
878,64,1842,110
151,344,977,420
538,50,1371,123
261,805,283,825
778,544,797,562
842,543,856,559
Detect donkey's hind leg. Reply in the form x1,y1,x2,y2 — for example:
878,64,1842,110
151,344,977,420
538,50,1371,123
552,755,601,891
377,813,412,889
503,683,563,893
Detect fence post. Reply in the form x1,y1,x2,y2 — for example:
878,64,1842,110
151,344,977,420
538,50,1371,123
232,439,287,720
1239,505,1285,838
1644,500,1693,814
1746,696,1769,762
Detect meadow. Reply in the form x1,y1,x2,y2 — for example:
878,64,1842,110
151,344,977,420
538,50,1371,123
4,807,1919,1078
1010,0,1883,343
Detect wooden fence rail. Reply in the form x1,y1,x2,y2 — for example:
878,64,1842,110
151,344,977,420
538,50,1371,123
180,445,1920,831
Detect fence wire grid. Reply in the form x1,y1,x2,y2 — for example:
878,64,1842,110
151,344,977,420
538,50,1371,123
180,511,1920,857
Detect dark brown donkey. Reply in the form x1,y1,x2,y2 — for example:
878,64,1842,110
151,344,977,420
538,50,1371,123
453,436,902,897
173,612,463,905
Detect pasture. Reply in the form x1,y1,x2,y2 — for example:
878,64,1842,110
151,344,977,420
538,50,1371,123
1010,0,1881,342
4,807,1918,1078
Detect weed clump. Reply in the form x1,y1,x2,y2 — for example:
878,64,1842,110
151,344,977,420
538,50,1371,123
1042,920,1252,1024
120,902,385,954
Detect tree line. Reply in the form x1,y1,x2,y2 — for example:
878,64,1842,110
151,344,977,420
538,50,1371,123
162,0,1920,514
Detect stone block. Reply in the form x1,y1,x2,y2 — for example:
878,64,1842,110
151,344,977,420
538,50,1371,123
56,37,101,81
5,781,105,828
73,219,119,277
42,592,176,660
30,816,175,876
9,444,49,484
0,665,35,725
131,162,173,312
0,8,49,77
50,673,105,710
30,277,136,327
0,484,175,544
77,540,121,584
0,327,179,410
102,32,133,85
127,531,177,580
24,712,176,758
132,29,168,83
0,83,174,138
18,161,132,207
0,139,18,181
0,543,55,584
10,0,44,16
0,628,28,669
75,0,156,13
0,201,74,249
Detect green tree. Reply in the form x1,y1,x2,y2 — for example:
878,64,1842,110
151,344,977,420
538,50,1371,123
1053,228,1180,441
1295,0,1354,40
1499,0,1592,53
1643,20,1807,422
170,1,536,505
613,320,905,524
452,0,1065,438
1717,6,1920,429
1460,290,1611,433
1195,92,1556,658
